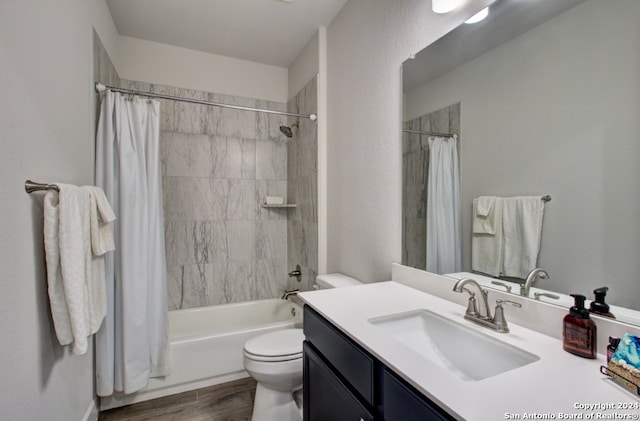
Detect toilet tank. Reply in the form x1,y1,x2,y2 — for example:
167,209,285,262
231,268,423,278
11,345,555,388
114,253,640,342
315,273,362,289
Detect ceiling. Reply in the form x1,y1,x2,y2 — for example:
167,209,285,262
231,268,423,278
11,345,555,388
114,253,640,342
106,0,349,68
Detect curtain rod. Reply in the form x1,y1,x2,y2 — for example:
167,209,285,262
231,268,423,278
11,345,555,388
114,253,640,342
403,129,457,137
95,83,317,121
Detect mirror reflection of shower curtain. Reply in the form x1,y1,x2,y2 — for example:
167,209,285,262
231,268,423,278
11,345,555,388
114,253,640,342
94,90,170,396
425,135,461,274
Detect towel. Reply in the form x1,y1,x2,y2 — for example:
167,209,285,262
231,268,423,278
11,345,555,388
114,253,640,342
82,185,115,334
82,185,115,256
44,184,91,355
473,196,500,234
502,196,545,279
471,197,504,277
43,192,72,347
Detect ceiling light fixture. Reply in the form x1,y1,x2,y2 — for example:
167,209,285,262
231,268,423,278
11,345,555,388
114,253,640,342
432,0,458,14
464,7,489,24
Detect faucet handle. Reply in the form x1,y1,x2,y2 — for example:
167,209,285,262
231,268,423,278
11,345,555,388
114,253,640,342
493,300,521,333
534,292,560,301
461,288,480,317
495,299,522,308
491,281,513,293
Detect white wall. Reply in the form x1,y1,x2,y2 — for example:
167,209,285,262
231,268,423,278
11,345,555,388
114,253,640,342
288,31,320,102
404,0,640,309
325,0,493,282
0,0,119,420
117,36,289,103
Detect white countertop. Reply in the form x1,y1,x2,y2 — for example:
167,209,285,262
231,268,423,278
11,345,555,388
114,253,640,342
299,281,640,421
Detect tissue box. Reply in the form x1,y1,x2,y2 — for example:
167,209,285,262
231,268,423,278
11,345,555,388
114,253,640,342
607,333,640,394
265,196,284,205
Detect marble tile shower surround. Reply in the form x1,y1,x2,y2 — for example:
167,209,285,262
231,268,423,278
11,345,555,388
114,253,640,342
287,76,318,292
402,103,460,270
118,80,292,310
93,30,120,90
94,33,317,310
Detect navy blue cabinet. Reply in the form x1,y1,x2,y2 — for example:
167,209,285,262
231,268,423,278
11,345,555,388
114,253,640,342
382,368,453,421
303,305,455,421
304,342,374,421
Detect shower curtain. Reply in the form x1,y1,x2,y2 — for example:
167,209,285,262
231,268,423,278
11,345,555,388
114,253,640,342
95,90,169,396
426,135,461,274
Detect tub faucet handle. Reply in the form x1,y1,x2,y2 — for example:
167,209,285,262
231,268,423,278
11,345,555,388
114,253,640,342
288,264,302,282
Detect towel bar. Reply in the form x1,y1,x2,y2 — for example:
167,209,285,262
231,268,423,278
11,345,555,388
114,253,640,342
25,180,59,193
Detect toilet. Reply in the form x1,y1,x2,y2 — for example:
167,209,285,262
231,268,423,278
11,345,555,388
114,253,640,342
314,273,362,290
243,273,362,421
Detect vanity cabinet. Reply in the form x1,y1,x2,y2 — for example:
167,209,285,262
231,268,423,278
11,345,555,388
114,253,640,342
303,305,454,421
304,343,374,421
382,368,451,421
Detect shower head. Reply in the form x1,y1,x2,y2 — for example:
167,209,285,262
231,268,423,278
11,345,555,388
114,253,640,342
279,122,300,138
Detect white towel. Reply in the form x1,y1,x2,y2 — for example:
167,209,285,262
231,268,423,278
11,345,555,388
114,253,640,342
82,185,115,334
44,184,91,355
471,197,504,277
502,196,545,279
82,185,115,256
473,196,499,234
43,192,72,346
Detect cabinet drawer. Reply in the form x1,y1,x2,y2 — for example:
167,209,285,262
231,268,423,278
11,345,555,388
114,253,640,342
383,369,454,421
304,342,374,421
303,305,374,404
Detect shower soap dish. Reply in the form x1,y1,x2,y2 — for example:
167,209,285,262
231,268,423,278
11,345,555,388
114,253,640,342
600,333,640,396
264,196,284,205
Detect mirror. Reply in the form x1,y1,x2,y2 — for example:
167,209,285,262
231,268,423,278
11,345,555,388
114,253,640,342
402,0,640,324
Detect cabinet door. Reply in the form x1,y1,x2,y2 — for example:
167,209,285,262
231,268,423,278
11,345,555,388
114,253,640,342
383,369,454,421
303,305,374,404
304,342,374,421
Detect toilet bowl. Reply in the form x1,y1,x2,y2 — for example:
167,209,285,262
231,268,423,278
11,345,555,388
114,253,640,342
243,328,304,421
243,274,362,421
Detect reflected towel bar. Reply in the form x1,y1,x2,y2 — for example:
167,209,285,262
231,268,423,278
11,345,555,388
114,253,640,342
542,195,551,202
403,129,457,137
25,180,59,193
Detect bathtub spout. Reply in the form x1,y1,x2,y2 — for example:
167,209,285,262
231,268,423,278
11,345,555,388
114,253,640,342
281,289,300,300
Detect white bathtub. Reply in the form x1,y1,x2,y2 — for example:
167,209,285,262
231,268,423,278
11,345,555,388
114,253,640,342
100,298,303,410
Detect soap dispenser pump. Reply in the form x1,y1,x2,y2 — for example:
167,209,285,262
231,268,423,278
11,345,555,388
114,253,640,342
589,287,615,318
563,294,597,359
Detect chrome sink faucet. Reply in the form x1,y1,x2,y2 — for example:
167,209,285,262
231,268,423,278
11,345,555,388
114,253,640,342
453,278,492,320
453,278,521,333
521,268,549,297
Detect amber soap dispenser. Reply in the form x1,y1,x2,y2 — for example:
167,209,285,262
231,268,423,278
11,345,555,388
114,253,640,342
563,294,597,358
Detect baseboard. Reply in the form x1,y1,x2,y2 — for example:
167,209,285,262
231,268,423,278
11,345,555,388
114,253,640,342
99,371,250,410
82,400,99,421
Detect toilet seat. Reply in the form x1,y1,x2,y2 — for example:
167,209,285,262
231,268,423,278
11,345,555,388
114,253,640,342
243,329,304,362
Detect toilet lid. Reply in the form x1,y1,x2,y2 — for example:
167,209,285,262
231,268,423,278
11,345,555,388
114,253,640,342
244,328,304,361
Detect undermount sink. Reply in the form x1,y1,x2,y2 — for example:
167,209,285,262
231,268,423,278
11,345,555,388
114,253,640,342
368,309,540,381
